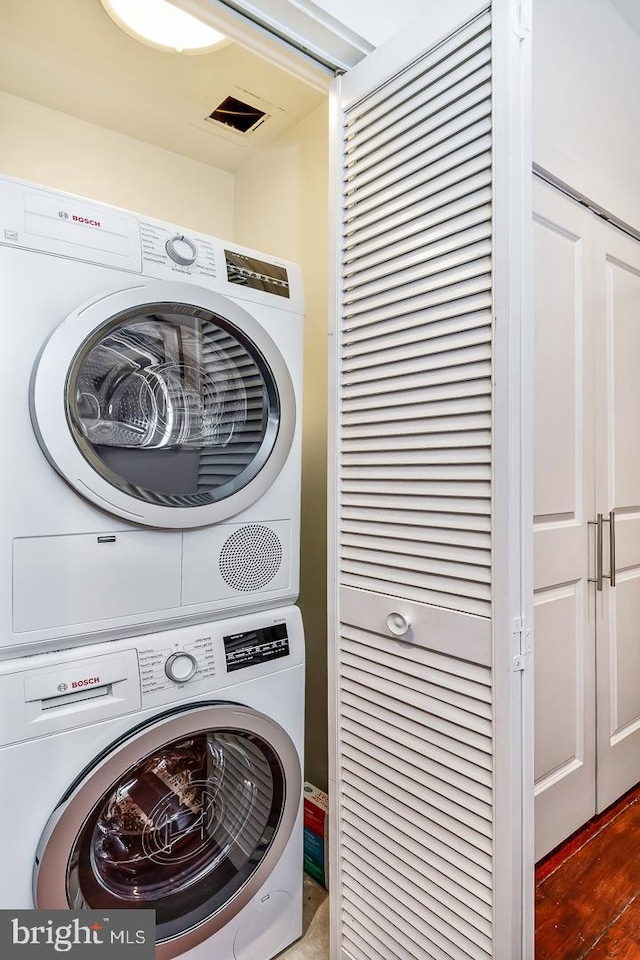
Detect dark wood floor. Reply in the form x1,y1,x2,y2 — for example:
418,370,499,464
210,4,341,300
536,785,640,959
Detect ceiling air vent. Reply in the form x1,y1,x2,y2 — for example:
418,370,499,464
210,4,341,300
207,96,267,135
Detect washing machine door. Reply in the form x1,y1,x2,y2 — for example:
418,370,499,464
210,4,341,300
31,281,296,528
34,704,301,960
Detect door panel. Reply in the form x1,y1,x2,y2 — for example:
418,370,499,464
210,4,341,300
595,226,640,812
331,3,532,958
532,179,596,860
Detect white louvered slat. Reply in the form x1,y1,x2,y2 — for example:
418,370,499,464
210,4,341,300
342,533,488,572
342,631,492,703
344,11,492,140
343,140,492,232
344,838,492,927
344,190,492,263
343,280,491,335
342,506,490,532
344,155,491,245
342,784,491,877
345,104,491,204
343,515,489,546
344,732,491,828
345,164,492,249
342,299,492,351
336,10,496,960
338,627,494,958
344,865,490,960
343,341,492,386
344,71,492,179
342,698,491,781
344,120,491,214
344,323,491,369
344,236,492,301
340,46,492,618
344,45,491,162
342,431,490,452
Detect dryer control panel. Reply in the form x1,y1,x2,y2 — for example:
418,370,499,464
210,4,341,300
139,219,218,281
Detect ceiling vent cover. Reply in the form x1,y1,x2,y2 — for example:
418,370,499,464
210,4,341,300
207,96,267,134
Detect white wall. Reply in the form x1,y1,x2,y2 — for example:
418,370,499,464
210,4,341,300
305,0,425,46
534,0,640,231
235,104,330,791
0,91,234,236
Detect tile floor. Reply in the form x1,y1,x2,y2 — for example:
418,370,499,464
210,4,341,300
278,875,329,959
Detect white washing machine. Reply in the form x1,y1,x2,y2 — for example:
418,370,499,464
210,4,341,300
0,175,304,656
0,605,304,960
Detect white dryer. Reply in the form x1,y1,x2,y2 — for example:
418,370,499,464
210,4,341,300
0,175,304,656
0,606,304,960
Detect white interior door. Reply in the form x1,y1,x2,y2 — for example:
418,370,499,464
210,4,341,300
595,220,640,812
329,2,532,958
533,181,640,854
532,178,597,860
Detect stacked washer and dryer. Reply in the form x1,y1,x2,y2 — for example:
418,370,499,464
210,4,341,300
0,175,306,960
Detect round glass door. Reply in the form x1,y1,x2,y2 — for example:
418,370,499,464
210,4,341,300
34,705,301,960
67,730,284,938
31,281,297,528
67,306,279,508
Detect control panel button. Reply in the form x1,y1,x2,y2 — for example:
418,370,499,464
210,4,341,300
166,235,198,266
164,652,198,683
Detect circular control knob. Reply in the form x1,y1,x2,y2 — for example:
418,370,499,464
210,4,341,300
165,652,198,683
165,235,198,266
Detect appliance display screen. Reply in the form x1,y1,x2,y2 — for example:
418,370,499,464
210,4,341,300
224,250,290,298
223,622,289,672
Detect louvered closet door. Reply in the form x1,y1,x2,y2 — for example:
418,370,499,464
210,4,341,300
330,2,532,959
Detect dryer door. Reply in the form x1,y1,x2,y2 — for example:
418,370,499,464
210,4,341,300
31,281,296,528
34,704,301,960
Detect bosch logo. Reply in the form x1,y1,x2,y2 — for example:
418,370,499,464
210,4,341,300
57,682,68,693
72,215,101,227
58,211,69,220
71,676,100,689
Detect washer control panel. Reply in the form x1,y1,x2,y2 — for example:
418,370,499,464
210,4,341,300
138,631,216,702
224,622,289,673
135,610,298,709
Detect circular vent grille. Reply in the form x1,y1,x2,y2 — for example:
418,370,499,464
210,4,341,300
219,525,283,592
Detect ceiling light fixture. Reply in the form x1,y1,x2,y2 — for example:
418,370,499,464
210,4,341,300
100,0,227,55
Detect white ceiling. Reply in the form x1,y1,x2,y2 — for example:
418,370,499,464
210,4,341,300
0,0,326,173
609,0,640,36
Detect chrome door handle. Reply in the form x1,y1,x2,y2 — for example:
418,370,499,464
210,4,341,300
589,514,604,591
609,509,616,588
588,511,616,590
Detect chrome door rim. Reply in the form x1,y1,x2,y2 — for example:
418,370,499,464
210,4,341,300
30,281,297,528
34,704,301,960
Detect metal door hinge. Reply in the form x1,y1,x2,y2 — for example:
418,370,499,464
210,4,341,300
513,617,532,671
514,0,532,39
